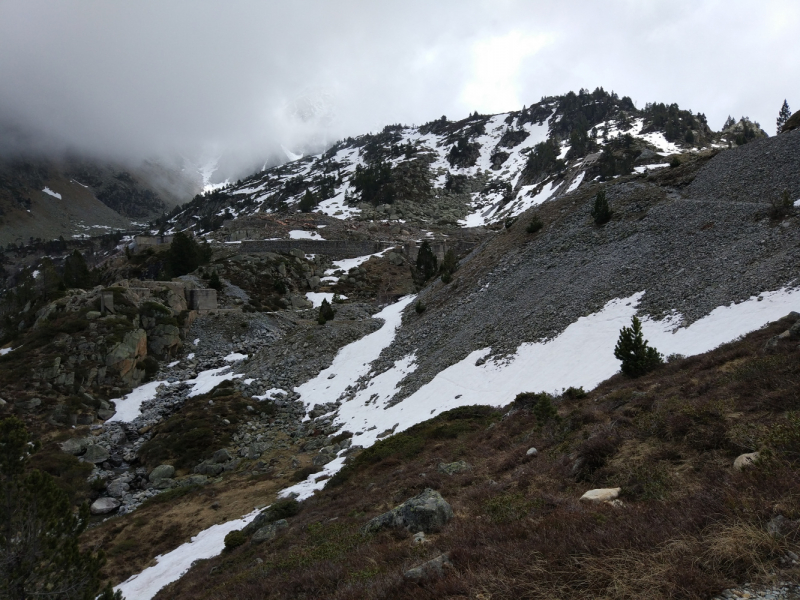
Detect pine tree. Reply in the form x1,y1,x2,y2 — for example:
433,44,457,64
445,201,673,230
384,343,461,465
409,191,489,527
439,249,458,284
613,316,663,377
1,417,119,599
168,231,199,276
320,298,335,321
63,250,93,289
208,270,223,291
415,241,438,283
591,190,612,225
777,100,792,134
298,190,317,213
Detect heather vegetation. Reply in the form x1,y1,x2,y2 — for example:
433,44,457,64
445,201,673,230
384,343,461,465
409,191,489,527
158,317,800,600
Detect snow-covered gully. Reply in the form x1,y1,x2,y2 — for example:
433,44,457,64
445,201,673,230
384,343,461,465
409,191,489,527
116,288,800,599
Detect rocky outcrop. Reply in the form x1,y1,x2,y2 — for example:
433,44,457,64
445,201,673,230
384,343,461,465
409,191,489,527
363,489,454,534
106,328,147,387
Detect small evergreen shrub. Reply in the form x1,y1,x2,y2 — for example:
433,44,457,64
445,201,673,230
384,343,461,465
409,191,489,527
224,529,247,550
769,190,793,220
669,155,681,168
440,249,458,284
208,270,223,291
562,386,587,400
526,215,543,233
415,300,426,314
415,241,438,282
320,298,335,321
614,315,663,377
591,190,612,225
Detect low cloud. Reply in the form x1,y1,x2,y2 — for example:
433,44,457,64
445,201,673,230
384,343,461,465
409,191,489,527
1,0,797,180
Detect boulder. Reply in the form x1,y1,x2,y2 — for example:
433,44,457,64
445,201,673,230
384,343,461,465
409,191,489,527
15,397,42,412
437,460,471,475
180,474,209,487
154,478,177,490
149,464,175,482
312,447,336,466
403,553,453,581
580,488,621,503
733,452,760,471
97,409,115,421
60,437,89,455
213,449,233,464
90,497,120,515
106,480,130,498
363,488,454,534
106,329,147,386
148,324,182,358
251,519,288,544
83,444,110,464
194,462,224,476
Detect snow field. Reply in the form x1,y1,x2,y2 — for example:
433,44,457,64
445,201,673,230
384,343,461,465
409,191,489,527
306,292,348,308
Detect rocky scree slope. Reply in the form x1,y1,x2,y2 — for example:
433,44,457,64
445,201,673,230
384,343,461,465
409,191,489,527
162,89,755,233
363,129,800,404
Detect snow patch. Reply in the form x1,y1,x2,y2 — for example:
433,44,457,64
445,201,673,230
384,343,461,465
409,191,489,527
306,292,347,308
187,366,243,397
288,229,324,240
223,353,248,362
42,187,62,199
106,381,174,423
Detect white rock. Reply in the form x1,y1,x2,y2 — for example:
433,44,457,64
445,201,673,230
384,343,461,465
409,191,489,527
90,497,120,515
733,452,759,471
526,447,538,457
579,487,621,503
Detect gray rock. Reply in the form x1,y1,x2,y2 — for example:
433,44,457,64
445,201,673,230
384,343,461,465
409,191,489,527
213,449,233,464
149,464,176,482
403,553,453,581
97,409,116,421
107,480,130,498
154,478,177,490
437,460,471,475
83,444,110,464
90,497,120,515
60,438,88,455
526,447,538,457
251,519,288,544
194,462,224,476
15,397,42,412
363,488,454,534
181,475,209,486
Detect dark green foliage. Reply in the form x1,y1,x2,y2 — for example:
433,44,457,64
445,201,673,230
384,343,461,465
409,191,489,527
224,530,247,550
167,232,210,277
562,386,587,400
352,161,395,206
522,139,564,183
318,298,335,325
291,466,322,482
273,279,287,295
594,134,640,179
526,215,543,233
614,315,663,377
513,392,559,423
298,190,318,213
440,249,458,284
63,250,93,289
415,241,437,283
0,418,114,600
137,355,159,381
669,155,681,168
642,101,703,143
777,100,791,134
447,136,481,168
735,119,758,146
263,498,301,521
415,300,426,314
769,190,793,220
591,190,612,225
444,173,469,194
208,270,223,291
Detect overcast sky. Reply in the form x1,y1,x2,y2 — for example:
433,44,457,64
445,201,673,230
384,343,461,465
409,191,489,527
1,0,798,178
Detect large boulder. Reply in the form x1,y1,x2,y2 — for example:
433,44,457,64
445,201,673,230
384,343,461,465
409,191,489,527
251,519,288,544
105,328,147,386
404,553,453,581
147,324,182,358
90,497,120,515
733,452,760,471
59,437,89,455
83,444,110,464
363,489,454,535
149,464,175,482
580,488,621,503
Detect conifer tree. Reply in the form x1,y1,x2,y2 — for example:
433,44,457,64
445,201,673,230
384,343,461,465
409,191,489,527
777,100,792,134
208,270,223,291
1,417,120,599
415,240,438,282
320,298,335,322
614,316,663,377
168,231,199,276
591,190,612,225
63,250,93,289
